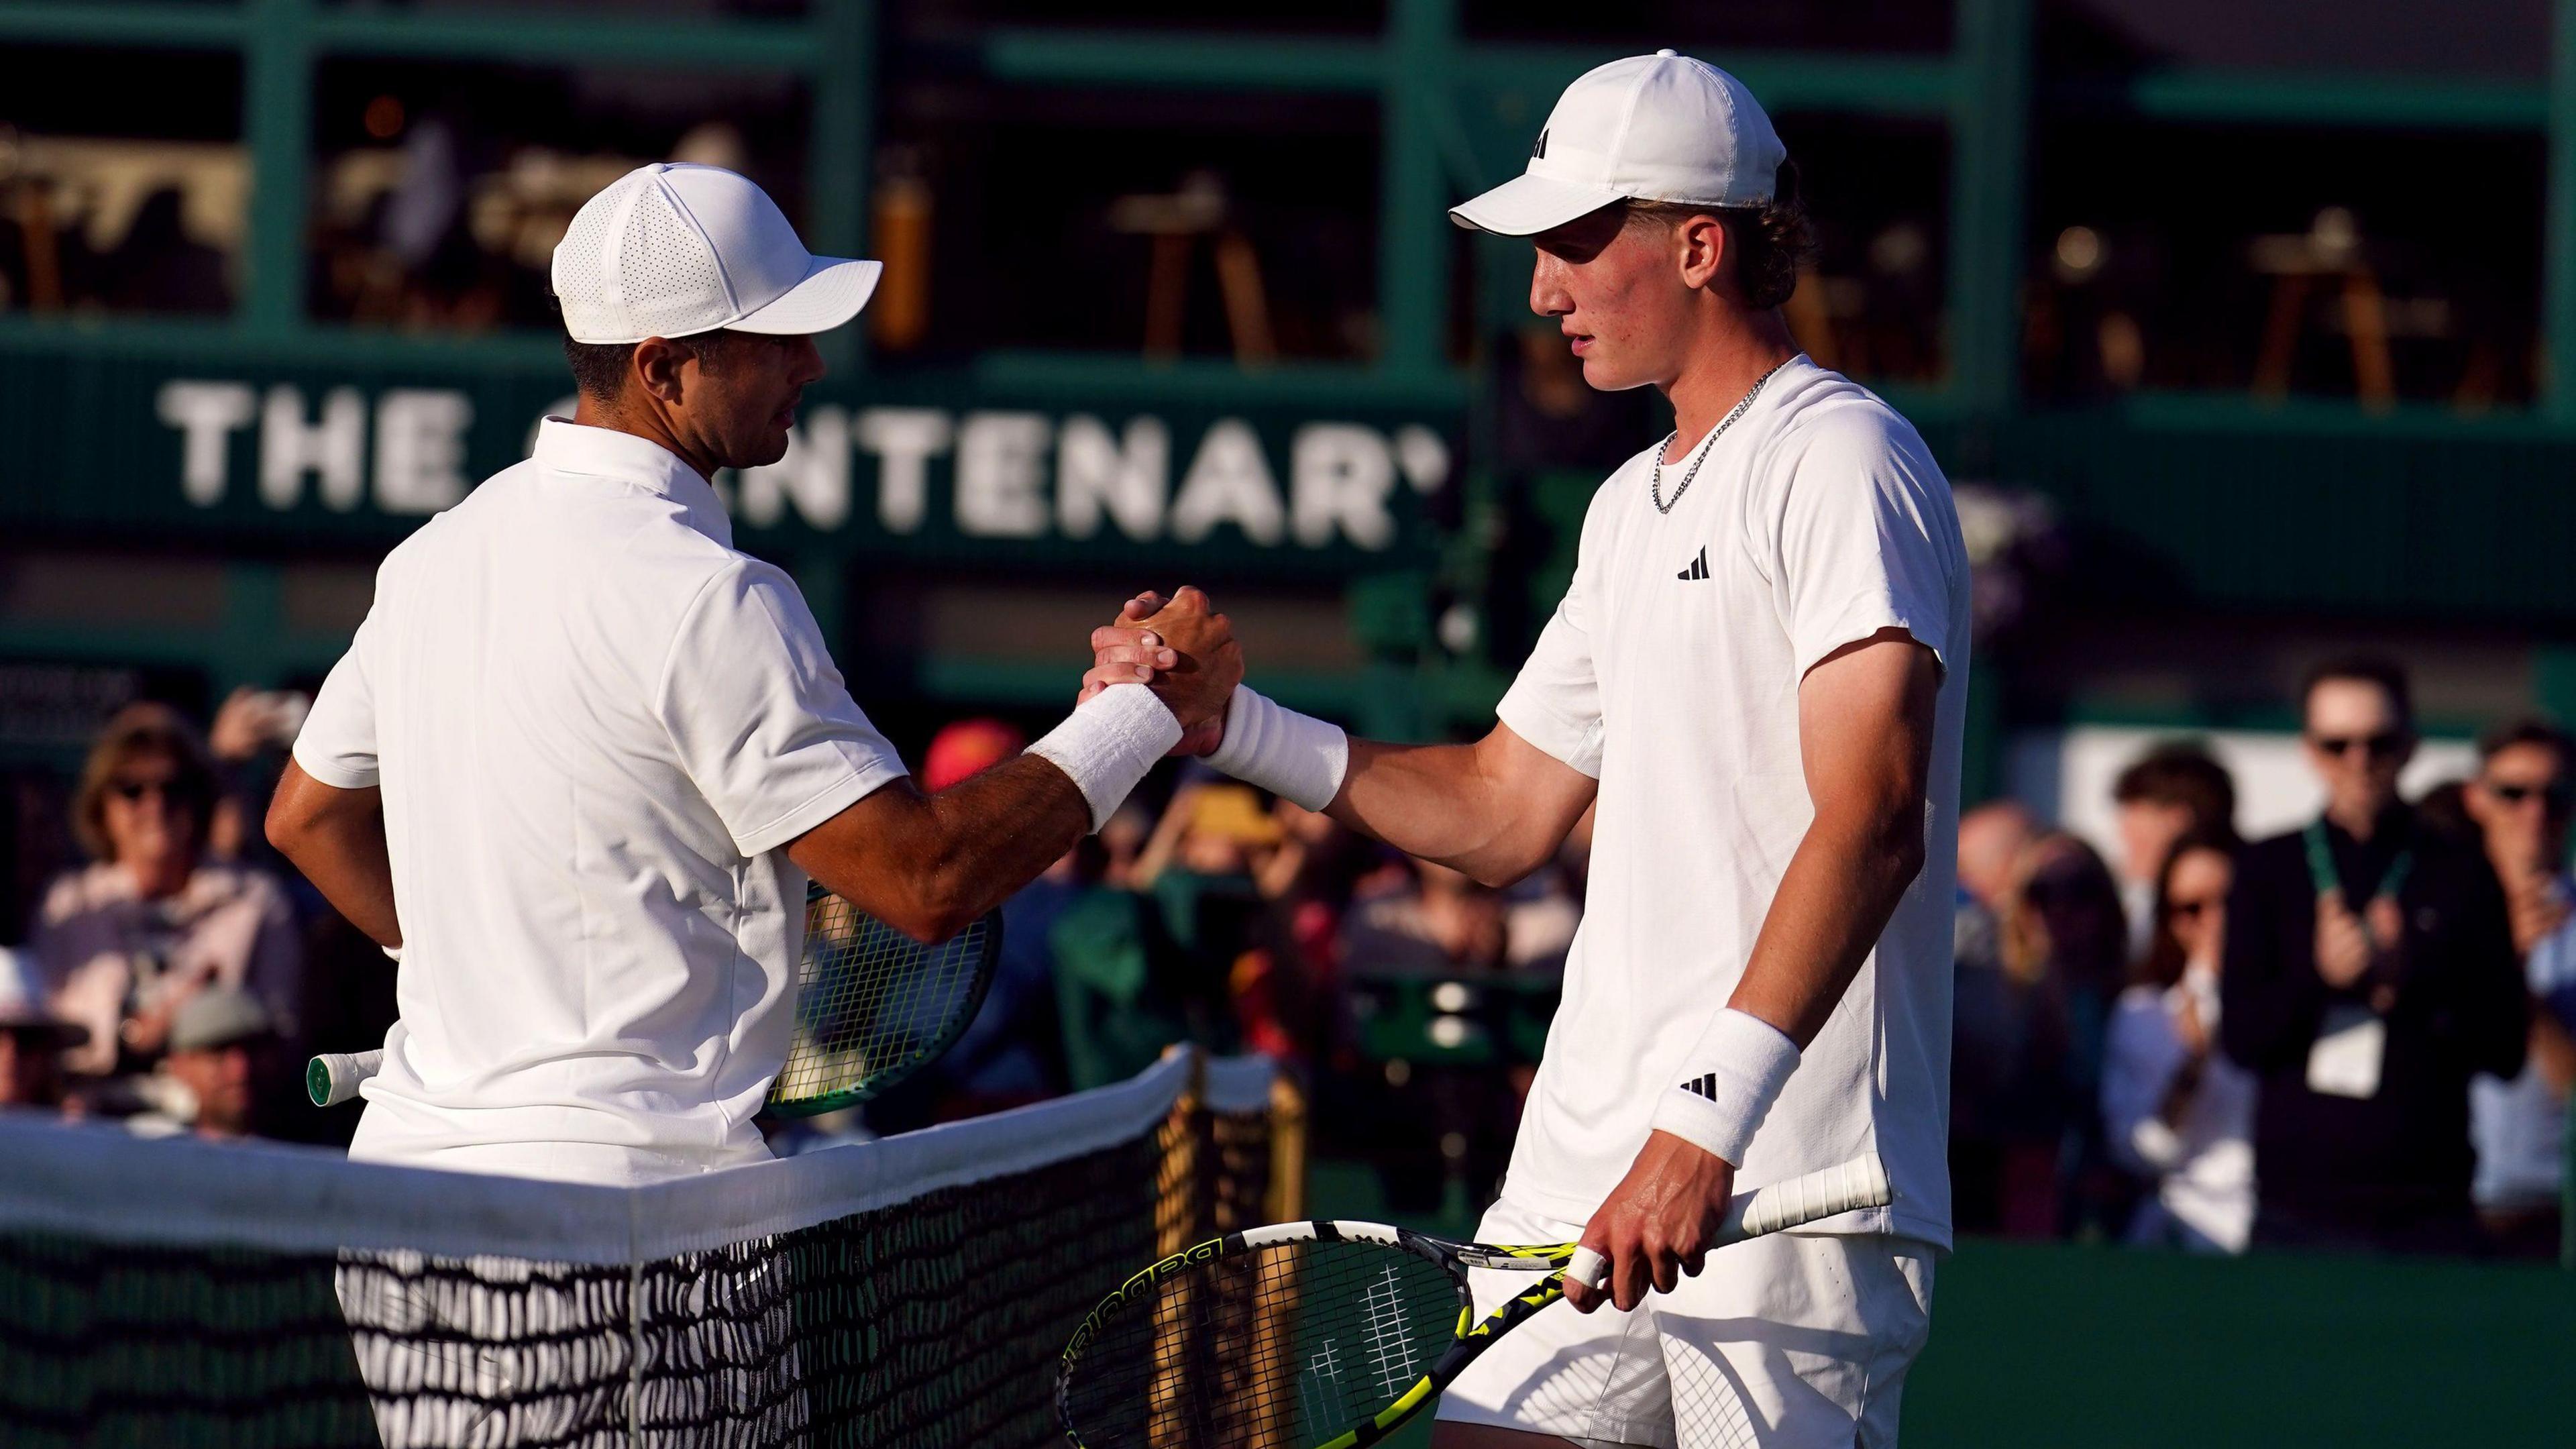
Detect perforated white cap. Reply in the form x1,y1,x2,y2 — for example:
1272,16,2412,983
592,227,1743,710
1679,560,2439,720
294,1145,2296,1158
552,163,882,345
1450,50,1787,236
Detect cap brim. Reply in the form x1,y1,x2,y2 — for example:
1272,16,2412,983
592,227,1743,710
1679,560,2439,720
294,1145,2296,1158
729,256,883,336
1449,173,1625,236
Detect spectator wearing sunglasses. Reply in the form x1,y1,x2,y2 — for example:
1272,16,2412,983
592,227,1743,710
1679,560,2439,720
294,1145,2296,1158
2461,716,2576,1257
2103,830,2253,1252
27,704,303,1087
2221,657,2526,1255
2108,741,2238,957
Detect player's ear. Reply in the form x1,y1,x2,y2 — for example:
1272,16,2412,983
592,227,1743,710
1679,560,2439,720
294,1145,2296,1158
1676,213,1727,292
632,336,692,404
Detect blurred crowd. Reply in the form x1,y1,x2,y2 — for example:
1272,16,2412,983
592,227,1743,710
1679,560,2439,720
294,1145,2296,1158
3,653,2569,1263
1955,657,2567,1259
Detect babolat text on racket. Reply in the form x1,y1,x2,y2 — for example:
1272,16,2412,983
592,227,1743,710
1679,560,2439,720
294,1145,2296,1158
1057,1155,1891,1449
309,881,1001,1117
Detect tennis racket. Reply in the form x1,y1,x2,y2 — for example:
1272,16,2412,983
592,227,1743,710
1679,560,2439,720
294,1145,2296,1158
1056,1155,1891,1449
308,881,1002,1118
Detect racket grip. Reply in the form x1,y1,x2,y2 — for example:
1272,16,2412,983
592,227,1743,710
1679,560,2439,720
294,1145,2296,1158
1566,1245,1609,1291
307,1049,384,1108
1721,1156,1892,1243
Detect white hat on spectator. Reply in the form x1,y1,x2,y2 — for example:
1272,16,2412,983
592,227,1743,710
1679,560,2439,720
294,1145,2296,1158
166,987,273,1055
551,162,881,345
1450,50,1786,237
0,947,85,1047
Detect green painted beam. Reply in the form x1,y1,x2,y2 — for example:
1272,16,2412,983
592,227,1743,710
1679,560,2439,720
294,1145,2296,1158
0,315,566,374
0,619,354,684
2549,0,2576,420
242,0,315,339
979,30,1382,91
2059,69,2546,131
1379,0,1456,382
305,10,819,70
0,1,822,69
969,350,1469,411
0,2,245,47
1464,46,1958,119
1947,0,2032,421
807,0,873,380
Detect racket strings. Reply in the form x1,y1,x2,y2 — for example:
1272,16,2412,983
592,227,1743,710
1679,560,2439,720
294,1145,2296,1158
775,892,990,1104
1060,1240,1462,1449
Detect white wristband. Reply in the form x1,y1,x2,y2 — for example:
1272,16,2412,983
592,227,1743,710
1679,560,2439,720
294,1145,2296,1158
1025,684,1183,832
1648,1008,1800,1167
1204,686,1349,812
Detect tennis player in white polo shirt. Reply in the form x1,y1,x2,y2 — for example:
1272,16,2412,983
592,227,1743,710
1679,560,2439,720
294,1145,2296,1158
1091,53,1968,1447
266,162,1238,1187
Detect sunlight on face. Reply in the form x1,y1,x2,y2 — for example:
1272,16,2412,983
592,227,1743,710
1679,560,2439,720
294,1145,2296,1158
1526,205,1707,393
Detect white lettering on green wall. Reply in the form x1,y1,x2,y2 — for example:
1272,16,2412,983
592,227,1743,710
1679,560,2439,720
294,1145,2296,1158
154,380,1449,551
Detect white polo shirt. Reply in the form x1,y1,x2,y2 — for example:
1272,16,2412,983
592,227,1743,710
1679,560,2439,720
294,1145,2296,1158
294,419,907,1185
1494,357,1969,1247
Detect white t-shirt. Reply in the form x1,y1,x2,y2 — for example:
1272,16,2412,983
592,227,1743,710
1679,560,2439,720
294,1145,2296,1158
1493,356,1968,1247
294,419,907,1185
2102,971,2255,1253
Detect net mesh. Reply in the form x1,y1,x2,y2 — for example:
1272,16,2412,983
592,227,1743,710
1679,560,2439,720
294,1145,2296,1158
1057,1237,1464,1449
0,1053,1283,1449
771,886,999,1117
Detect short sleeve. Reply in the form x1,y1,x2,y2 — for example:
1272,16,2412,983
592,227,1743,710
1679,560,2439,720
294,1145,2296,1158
1496,527,1605,779
292,614,381,789
1768,417,1960,680
655,561,909,857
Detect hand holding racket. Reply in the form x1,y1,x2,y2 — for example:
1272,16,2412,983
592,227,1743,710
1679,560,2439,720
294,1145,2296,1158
1057,1155,1891,1449
310,882,1000,1117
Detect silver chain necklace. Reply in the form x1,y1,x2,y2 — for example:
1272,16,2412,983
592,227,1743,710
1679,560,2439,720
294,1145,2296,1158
1650,358,1791,515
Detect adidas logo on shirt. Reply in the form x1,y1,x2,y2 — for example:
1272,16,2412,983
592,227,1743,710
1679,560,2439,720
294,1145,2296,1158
1675,546,1709,581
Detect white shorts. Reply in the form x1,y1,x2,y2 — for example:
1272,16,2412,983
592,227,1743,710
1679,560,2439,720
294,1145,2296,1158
1434,1197,1937,1449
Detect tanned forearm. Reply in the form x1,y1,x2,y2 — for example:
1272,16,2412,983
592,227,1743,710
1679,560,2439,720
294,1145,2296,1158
1326,728,1597,888
266,759,402,949
790,755,1090,943
1728,635,1937,1047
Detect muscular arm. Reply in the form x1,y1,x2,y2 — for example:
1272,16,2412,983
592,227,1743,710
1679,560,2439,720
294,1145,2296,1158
1324,726,1598,888
1084,594,1594,888
1730,630,1940,1045
788,756,1091,943
268,741,1102,951
266,759,402,948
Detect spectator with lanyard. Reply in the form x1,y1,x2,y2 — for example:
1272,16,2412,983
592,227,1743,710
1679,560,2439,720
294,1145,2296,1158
2221,657,2526,1254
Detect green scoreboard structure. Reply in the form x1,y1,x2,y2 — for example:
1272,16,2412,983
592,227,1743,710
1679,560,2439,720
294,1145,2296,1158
10,0,2576,770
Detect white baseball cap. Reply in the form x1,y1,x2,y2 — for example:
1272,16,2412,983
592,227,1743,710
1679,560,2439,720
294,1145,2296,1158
552,162,882,345
1450,50,1786,237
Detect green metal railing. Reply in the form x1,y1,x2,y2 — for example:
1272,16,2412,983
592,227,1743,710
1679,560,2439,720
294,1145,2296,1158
15,0,2576,716
10,0,2576,417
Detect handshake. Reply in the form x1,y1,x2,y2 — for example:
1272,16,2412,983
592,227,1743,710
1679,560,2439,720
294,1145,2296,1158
1038,584,1348,824
1075,586,1243,758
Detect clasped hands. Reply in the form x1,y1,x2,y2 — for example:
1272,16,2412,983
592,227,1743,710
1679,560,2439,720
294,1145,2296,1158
1082,587,1238,753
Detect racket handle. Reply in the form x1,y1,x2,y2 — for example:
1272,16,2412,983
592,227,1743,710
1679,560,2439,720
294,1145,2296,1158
1566,1245,1609,1291
1720,1155,1892,1243
307,1049,384,1108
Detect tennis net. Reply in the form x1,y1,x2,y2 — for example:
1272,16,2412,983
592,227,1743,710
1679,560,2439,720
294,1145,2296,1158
0,1049,1291,1449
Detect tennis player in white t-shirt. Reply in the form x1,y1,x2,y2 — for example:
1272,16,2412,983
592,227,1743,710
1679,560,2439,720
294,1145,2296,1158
265,163,1238,1189
1090,54,1968,1448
